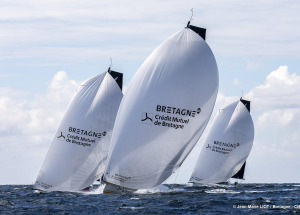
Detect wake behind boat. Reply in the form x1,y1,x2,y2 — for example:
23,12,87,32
34,69,123,192
103,21,219,193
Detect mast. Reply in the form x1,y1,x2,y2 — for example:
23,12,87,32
186,8,206,40
107,58,123,90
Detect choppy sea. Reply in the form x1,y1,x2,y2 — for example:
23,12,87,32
1,183,300,214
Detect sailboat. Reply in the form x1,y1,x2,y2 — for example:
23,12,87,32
34,69,123,192
230,99,251,183
189,98,254,185
102,21,219,193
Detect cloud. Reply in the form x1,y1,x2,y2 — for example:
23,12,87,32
244,65,300,182
0,0,300,185
203,66,300,183
1,65,300,184
0,71,78,184
247,66,300,111
257,109,295,129
249,66,300,145
176,65,300,183
0,71,77,137
0,0,299,64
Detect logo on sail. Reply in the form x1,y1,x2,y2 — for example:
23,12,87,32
141,112,153,125
140,105,200,130
35,181,52,189
206,144,211,149
57,131,66,141
208,141,241,155
190,176,203,182
156,105,201,117
57,127,109,147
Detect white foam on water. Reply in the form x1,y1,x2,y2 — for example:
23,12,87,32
33,190,41,194
79,184,105,195
184,183,194,187
191,183,234,188
134,184,184,194
205,189,240,194
245,188,297,194
119,206,144,210
130,197,140,200
282,188,297,191
207,183,234,188
245,190,266,193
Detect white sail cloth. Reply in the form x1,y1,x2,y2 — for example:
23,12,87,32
190,101,254,184
104,27,219,189
34,72,123,191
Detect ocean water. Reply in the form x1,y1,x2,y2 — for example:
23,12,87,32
1,183,300,214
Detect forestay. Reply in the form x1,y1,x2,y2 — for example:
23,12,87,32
34,72,123,191
104,27,219,189
190,101,254,184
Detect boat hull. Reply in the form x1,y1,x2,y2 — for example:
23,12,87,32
103,182,136,194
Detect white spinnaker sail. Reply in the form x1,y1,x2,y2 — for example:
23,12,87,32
189,101,254,184
34,72,123,191
104,27,219,189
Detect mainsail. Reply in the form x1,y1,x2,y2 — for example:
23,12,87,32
34,71,123,191
103,25,219,190
189,99,254,184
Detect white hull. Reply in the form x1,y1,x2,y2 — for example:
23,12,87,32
103,182,136,194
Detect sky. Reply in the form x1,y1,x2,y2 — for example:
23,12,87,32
0,0,300,185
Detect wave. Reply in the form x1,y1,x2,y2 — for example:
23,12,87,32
205,189,240,194
118,206,144,210
245,190,266,193
79,184,105,195
245,188,297,193
135,184,185,194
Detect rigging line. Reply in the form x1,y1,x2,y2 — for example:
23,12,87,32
108,58,113,72
189,8,194,23
187,8,194,27
110,57,113,68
